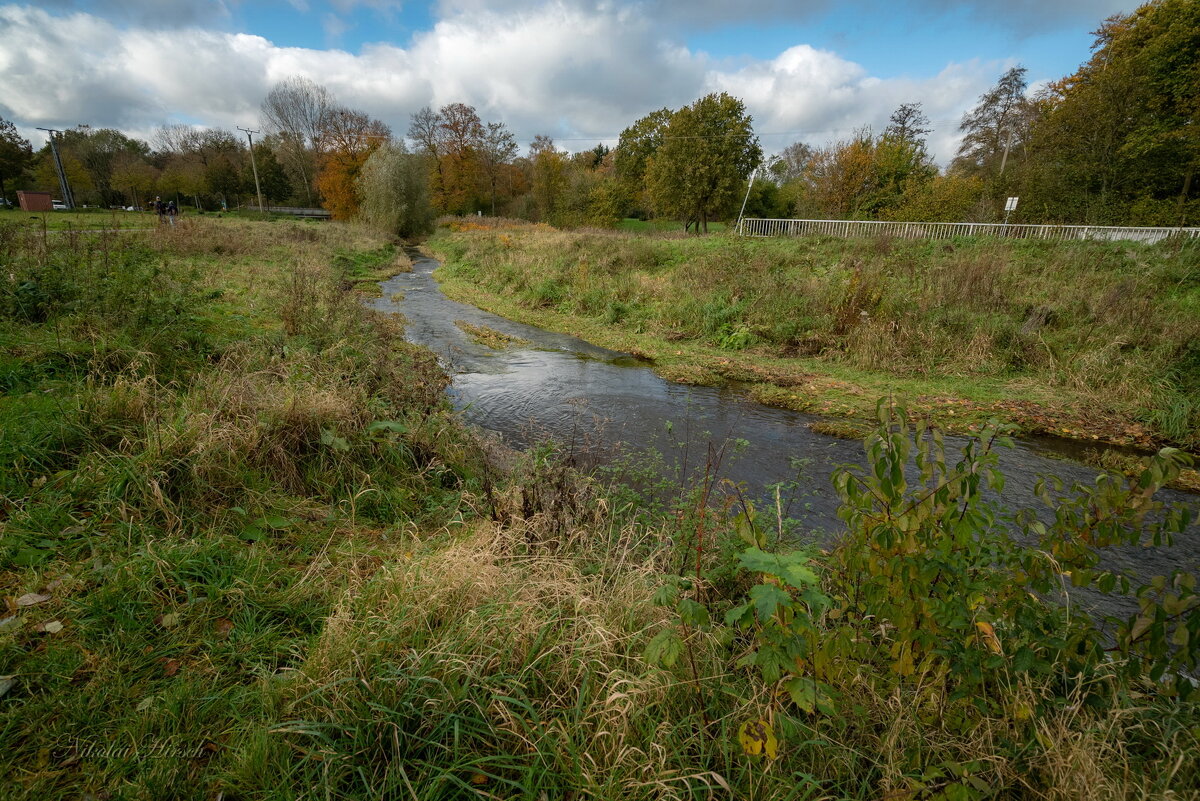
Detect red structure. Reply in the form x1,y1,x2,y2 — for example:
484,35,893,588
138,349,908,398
17,191,52,212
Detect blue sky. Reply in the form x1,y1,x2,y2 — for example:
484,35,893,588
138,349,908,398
4,0,1132,161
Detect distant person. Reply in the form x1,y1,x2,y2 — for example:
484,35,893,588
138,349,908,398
154,196,166,223
167,200,177,226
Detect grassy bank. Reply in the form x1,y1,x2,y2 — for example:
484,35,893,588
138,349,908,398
3,216,1198,799
428,224,1200,450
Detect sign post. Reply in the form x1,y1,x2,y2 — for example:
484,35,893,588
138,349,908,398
1004,196,1019,225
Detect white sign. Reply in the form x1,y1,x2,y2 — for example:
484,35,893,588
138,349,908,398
1005,197,1019,212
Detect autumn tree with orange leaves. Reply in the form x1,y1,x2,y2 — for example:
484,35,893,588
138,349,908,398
408,103,519,215
315,106,390,220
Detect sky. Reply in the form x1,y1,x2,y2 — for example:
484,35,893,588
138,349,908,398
1,0,1133,164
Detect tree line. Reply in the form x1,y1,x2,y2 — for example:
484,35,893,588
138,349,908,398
0,0,1193,229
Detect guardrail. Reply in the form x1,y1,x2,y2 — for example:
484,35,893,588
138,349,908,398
258,206,332,219
736,218,1200,245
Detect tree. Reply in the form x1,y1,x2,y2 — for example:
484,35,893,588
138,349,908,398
1023,0,1199,224
884,173,986,222
154,125,246,209
110,153,159,208
33,150,92,199
357,142,434,237
260,76,333,205
952,66,1034,179
408,106,445,210
0,117,33,205
802,131,878,219
49,126,150,206
157,157,206,208
314,106,390,219
771,141,814,184
614,107,672,214
644,93,762,232
479,121,518,215
884,102,932,146
438,103,486,214
529,136,568,222
250,143,291,205
871,104,937,215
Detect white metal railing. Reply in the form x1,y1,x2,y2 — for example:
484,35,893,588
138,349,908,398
736,218,1200,245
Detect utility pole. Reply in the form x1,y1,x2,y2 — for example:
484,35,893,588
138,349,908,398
36,128,75,209
736,168,758,234
238,126,265,213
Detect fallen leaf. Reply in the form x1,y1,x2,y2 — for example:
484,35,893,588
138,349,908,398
136,697,153,712
737,719,778,759
214,618,234,638
0,616,22,634
0,675,14,699
158,613,180,629
975,621,1003,655
161,659,181,677
470,773,488,785
41,621,64,634
15,593,51,608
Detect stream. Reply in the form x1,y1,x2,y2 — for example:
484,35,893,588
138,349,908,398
367,251,1199,620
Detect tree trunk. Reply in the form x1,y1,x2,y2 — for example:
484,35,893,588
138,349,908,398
298,158,313,206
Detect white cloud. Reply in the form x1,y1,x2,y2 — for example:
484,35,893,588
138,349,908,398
709,45,1003,161
0,1,1002,163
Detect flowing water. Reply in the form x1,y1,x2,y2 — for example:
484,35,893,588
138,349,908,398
367,252,1199,618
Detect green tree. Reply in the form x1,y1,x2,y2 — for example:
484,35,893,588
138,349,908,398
1024,0,1199,224
952,67,1034,181
255,144,292,205
33,150,92,199
357,142,434,237
529,135,568,223
0,117,33,206
614,107,672,216
867,105,937,216
110,153,159,208
644,93,762,232
801,131,878,219
56,126,150,206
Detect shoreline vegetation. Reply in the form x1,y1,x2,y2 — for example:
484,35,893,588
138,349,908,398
427,221,1200,463
2,216,1199,799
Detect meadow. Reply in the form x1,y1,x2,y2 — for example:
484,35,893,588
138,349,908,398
1,216,1197,800
429,223,1200,452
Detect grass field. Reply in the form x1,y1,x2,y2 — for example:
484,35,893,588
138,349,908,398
428,224,1200,451
0,207,156,230
618,217,728,234
2,215,1198,800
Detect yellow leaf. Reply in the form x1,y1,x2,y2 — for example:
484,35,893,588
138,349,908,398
1129,615,1154,642
737,719,778,759
469,773,488,785
976,621,1003,655
1012,700,1034,721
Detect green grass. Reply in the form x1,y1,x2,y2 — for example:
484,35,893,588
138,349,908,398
0,207,157,230
618,217,728,233
2,215,1197,800
428,226,1200,449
